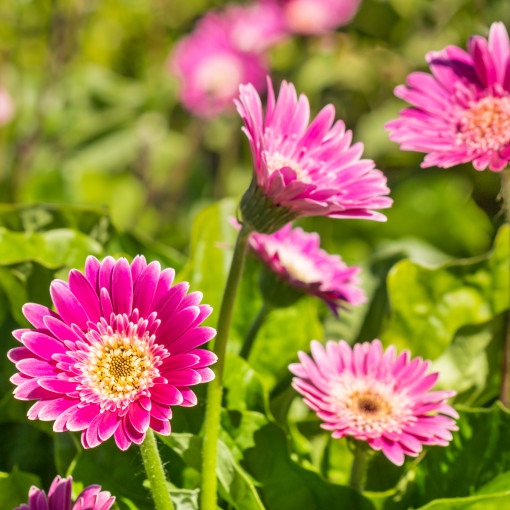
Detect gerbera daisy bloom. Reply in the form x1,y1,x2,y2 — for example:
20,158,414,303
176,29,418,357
168,11,268,118
289,339,458,466
14,475,114,510
236,77,392,233
241,221,366,313
275,0,361,35
386,22,510,171
9,255,217,450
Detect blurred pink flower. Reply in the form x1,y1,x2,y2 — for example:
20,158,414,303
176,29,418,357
290,339,459,466
169,9,269,118
236,77,392,233
386,22,510,171
245,222,366,313
9,255,217,451
14,475,114,510
276,0,361,35
0,87,14,126
224,1,288,53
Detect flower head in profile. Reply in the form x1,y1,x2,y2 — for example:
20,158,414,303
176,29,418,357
243,222,366,313
14,475,114,510
386,22,510,171
168,10,268,118
276,0,361,35
9,256,217,450
290,339,458,465
236,77,392,233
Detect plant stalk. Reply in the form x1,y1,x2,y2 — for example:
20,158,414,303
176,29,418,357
139,429,174,510
201,224,252,510
349,442,369,492
240,301,272,359
499,168,510,407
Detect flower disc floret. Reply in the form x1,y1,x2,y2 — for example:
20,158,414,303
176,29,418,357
244,222,366,313
386,21,510,171
236,77,392,233
14,475,114,510
9,255,217,450
289,339,458,465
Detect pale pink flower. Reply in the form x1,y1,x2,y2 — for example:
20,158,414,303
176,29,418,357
276,0,361,35
244,222,366,313
290,339,458,466
224,1,288,53
9,256,216,451
0,87,14,126
168,10,268,118
14,475,114,510
236,77,392,233
386,22,510,171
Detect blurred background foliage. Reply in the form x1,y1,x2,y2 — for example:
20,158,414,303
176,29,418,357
0,0,509,509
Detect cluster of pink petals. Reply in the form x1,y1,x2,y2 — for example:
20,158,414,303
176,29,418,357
290,339,458,466
0,86,14,126
237,77,392,221
168,2,285,118
274,0,361,35
14,475,114,510
9,255,217,451
245,222,366,313
386,22,510,172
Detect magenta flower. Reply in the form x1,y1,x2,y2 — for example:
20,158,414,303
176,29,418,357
168,10,268,118
386,22,510,172
0,87,14,126
9,256,217,450
244,222,366,313
236,77,392,232
276,0,361,35
14,475,114,510
289,339,458,466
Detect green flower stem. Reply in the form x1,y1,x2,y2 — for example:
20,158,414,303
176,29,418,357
139,429,174,510
201,224,252,510
500,168,510,407
348,442,370,492
240,301,272,360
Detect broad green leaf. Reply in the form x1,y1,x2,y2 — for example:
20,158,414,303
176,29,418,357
402,403,510,507
0,469,41,509
0,227,103,268
159,433,265,510
416,491,510,510
382,225,509,359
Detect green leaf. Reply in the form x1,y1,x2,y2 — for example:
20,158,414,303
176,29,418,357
405,403,510,507
159,433,265,510
242,422,375,510
0,469,41,509
416,491,510,510
382,225,509,359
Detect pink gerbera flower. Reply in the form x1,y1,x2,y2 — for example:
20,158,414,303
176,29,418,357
9,256,217,450
236,77,392,233
289,339,458,466
276,0,361,35
168,11,268,118
14,475,114,510
386,22,510,171
244,222,366,313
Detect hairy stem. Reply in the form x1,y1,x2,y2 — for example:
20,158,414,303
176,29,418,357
201,225,252,510
240,301,272,360
139,429,174,510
